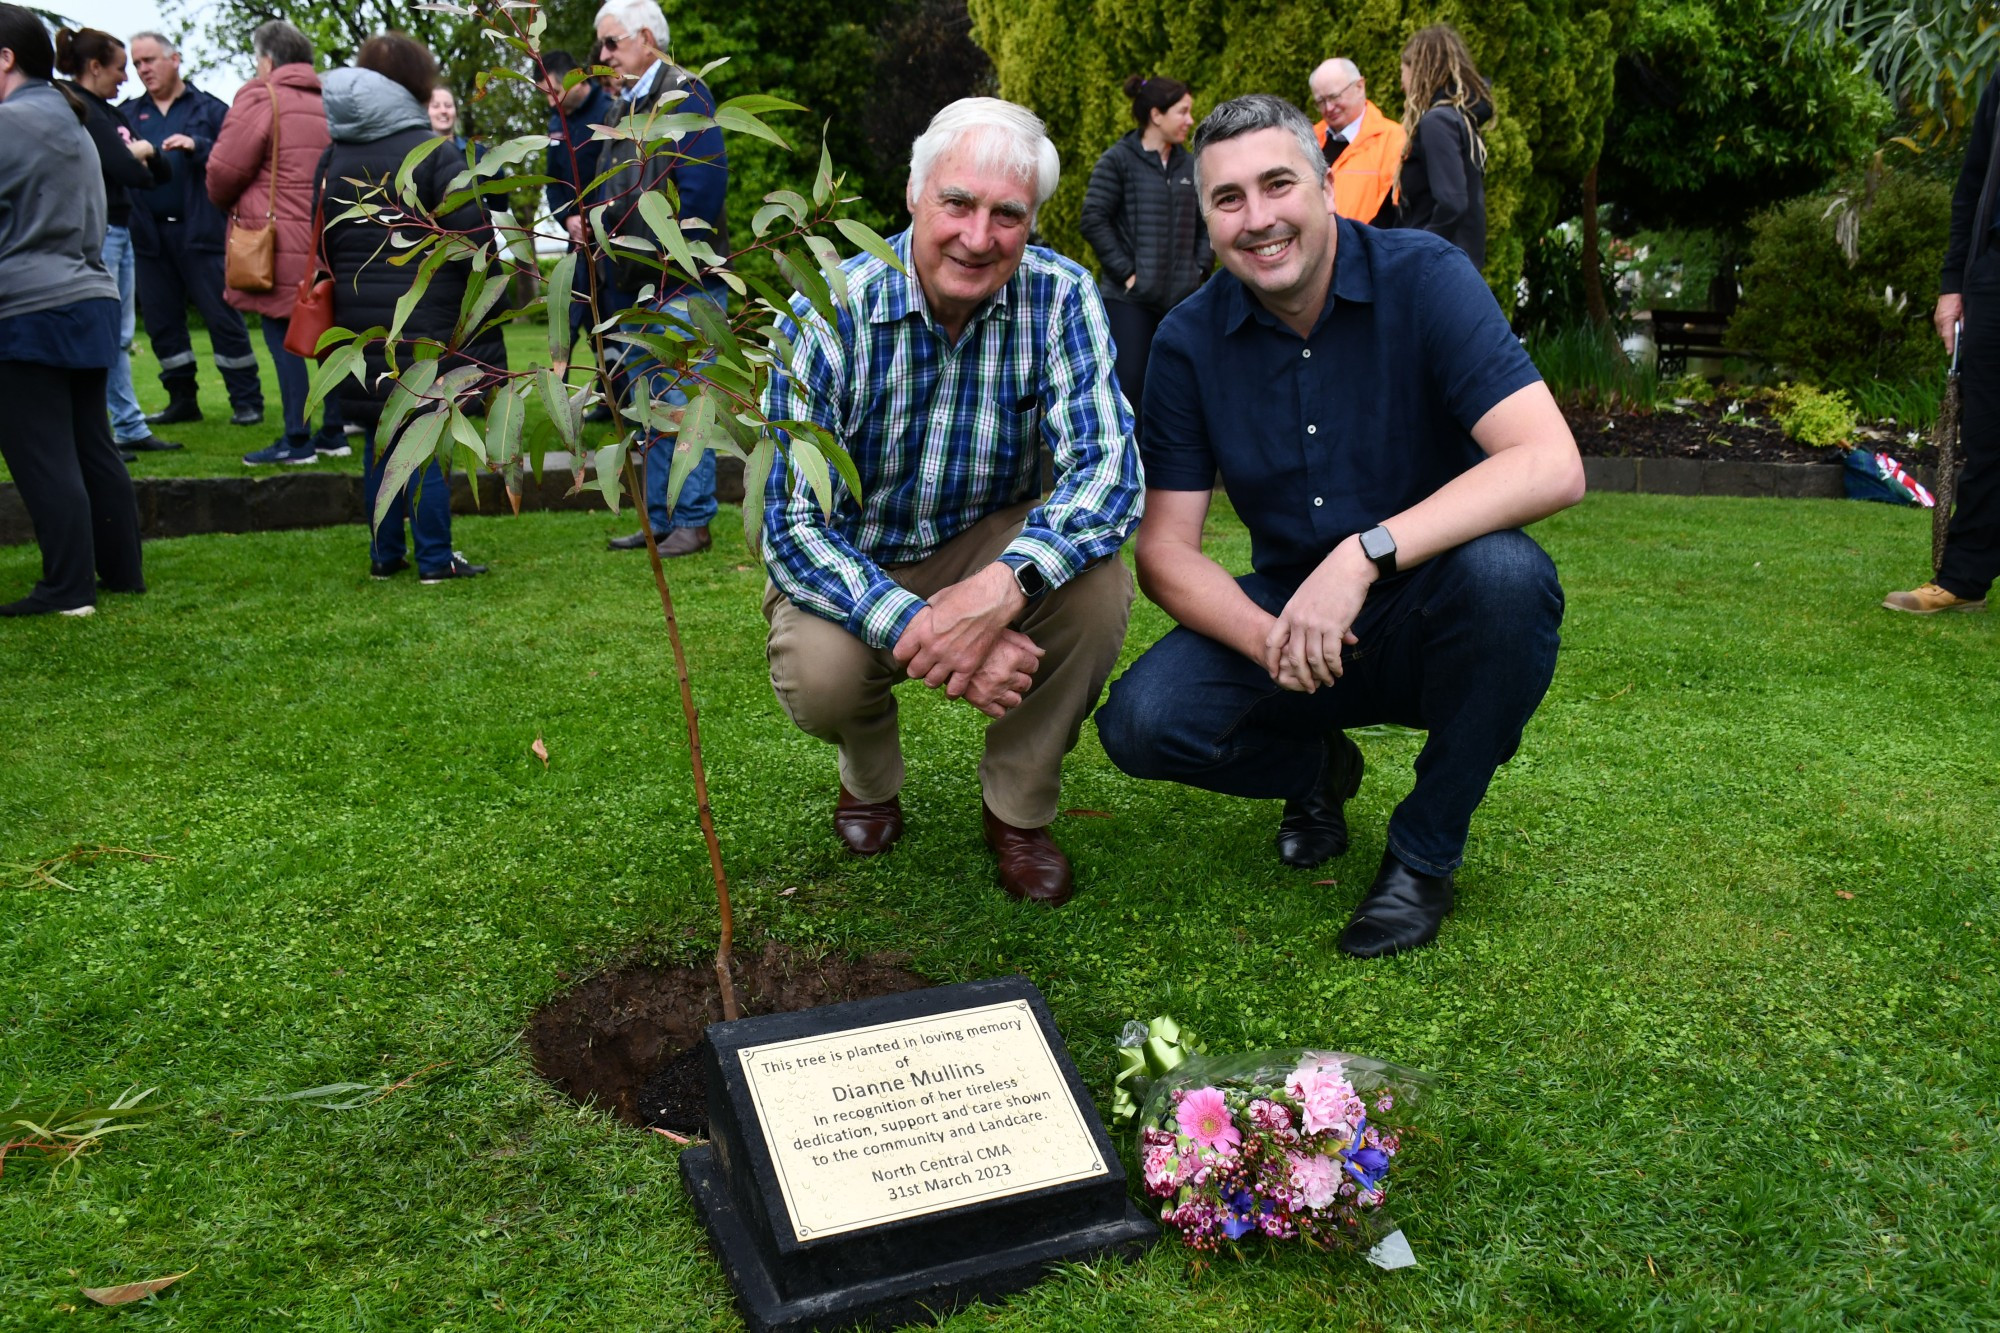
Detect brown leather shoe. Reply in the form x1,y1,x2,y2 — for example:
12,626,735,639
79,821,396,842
656,525,712,558
1883,581,1986,614
834,785,903,856
981,803,1074,907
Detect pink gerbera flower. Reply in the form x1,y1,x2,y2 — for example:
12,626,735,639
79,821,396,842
1177,1087,1241,1154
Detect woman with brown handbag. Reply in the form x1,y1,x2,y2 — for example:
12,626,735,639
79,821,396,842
207,20,344,466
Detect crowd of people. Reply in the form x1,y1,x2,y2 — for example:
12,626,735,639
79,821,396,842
3,5,1985,948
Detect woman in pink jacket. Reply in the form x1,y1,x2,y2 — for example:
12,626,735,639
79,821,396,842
208,20,345,465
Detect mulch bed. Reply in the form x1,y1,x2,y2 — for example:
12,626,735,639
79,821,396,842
526,941,932,1137
1563,400,1938,469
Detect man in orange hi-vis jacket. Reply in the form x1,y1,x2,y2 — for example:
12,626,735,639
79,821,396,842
1308,58,1406,225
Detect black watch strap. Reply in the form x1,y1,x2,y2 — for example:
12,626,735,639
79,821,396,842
1359,524,1397,578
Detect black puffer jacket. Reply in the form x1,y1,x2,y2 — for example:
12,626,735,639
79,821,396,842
1391,97,1491,269
1079,131,1210,315
315,67,507,423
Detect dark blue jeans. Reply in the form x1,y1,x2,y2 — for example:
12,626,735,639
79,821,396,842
362,422,453,574
259,316,343,445
622,281,729,534
1096,529,1564,876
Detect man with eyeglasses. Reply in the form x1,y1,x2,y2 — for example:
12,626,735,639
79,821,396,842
1306,58,1404,226
590,0,730,558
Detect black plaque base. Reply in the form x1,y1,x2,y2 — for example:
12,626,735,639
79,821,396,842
681,1143,1155,1333
680,977,1157,1333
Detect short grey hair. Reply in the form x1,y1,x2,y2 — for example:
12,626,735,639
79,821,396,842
1189,94,1325,199
129,30,178,55
252,20,313,69
594,0,669,47
1309,57,1362,91
907,97,1060,214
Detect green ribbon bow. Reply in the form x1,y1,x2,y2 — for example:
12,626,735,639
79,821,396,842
1110,1014,1201,1130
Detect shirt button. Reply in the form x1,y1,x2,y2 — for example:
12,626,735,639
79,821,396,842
1302,348,1311,359
1313,497,1324,507
1307,424,1317,435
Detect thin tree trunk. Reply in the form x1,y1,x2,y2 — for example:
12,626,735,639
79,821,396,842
625,452,741,1022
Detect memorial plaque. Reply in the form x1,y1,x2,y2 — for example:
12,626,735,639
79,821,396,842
680,977,1155,1333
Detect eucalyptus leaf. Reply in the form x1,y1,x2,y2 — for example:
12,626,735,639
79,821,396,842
374,411,447,532
832,217,908,274
544,251,577,371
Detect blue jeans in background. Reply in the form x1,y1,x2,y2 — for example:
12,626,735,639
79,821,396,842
362,421,453,574
1095,529,1565,877
621,280,729,534
102,226,149,445
260,316,344,446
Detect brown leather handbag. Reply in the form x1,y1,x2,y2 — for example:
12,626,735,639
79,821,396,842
224,78,280,293
283,182,335,361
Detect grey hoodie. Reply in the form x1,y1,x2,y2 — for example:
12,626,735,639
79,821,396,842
0,82,120,323
320,67,430,144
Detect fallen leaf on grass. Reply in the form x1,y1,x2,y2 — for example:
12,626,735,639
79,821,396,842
779,887,798,897
1061,808,1113,820
1835,890,1855,899
1313,880,1338,886
531,737,550,768
83,1268,192,1306
650,1127,692,1145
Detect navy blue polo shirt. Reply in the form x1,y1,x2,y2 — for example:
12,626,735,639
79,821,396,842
1143,218,1540,583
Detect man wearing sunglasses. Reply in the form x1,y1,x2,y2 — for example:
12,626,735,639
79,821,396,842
1306,58,1404,226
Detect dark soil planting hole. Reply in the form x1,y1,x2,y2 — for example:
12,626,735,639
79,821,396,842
527,941,932,1136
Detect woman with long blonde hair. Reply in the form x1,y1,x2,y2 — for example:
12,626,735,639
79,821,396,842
1391,23,1491,266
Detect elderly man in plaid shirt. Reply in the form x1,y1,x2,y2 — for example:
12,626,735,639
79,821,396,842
760,98,1144,908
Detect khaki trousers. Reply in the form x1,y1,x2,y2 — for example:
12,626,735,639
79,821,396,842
764,502,1135,829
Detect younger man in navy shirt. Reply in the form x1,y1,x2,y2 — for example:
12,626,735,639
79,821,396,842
1095,95,1585,958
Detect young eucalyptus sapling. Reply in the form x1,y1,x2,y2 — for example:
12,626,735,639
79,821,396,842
304,0,904,1020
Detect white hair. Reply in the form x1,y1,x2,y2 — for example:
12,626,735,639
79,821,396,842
1309,57,1361,90
129,30,179,56
593,0,669,47
906,97,1060,214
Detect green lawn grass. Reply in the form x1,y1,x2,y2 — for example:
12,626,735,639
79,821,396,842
2,494,1995,1328
0,324,606,484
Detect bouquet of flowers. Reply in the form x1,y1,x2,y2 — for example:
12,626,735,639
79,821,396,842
1132,1045,1430,1252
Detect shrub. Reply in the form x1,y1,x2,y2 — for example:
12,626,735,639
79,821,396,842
1727,170,1950,390
1771,382,1857,447
1526,321,1660,411
1664,371,1715,404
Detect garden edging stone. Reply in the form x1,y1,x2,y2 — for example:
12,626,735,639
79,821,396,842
0,456,1880,547
0,456,751,546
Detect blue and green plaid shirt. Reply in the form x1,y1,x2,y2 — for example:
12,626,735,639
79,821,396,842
761,231,1143,649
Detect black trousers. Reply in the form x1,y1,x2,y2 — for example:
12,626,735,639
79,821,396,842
0,361,144,610
1104,298,1162,445
133,225,263,410
1941,247,2000,600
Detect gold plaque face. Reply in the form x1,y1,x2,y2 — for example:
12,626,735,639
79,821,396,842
736,999,1107,1242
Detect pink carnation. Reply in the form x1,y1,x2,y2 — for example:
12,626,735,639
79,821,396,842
1141,1144,1178,1191
1287,1151,1340,1209
1287,1066,1360,1137
1176,1087,1241,1155
1246,1098,1292,1132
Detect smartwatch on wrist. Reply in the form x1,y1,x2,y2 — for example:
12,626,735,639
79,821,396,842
1011,559,1050,607
1358,524,1398,579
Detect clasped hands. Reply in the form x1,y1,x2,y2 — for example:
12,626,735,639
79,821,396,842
892,562,1043,720
1259,536,1375,693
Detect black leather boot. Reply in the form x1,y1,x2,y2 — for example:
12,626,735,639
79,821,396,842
1275,731,1365,868
146,381,202,425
